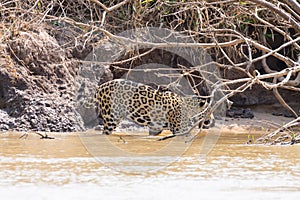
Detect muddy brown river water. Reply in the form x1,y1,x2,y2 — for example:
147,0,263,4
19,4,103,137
0,129,299,200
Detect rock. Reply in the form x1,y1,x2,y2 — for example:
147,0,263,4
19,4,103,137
226,107,254,119
94,125,103,131
0,124,9,130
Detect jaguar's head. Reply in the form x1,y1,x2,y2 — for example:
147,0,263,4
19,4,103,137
191,96,215,129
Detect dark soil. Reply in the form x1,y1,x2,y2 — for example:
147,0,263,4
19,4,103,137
0,28,85,132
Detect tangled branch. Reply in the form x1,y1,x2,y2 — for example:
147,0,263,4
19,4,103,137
0,0,299,144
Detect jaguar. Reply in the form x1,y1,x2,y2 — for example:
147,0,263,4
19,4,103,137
95,79,213,137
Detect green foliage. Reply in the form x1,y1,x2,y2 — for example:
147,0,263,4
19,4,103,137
141,0,154,5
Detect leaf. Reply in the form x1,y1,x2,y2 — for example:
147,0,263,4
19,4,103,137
265,33,273,38
141,0,154,5
37,1,41,9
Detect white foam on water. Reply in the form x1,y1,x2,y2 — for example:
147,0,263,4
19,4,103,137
0,155,299,200
0,179,299,200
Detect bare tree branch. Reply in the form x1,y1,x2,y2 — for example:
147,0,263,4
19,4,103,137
249,0,300,32
284,0,300,16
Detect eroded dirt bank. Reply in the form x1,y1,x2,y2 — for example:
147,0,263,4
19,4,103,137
0,27,84,132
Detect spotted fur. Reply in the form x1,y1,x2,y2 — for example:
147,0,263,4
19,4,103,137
95,79,211,136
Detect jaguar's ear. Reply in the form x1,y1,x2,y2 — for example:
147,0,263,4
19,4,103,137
190,96,209,107
194,96,208,107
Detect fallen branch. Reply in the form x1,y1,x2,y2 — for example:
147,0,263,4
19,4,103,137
19,132,55,140
256,117,300,144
